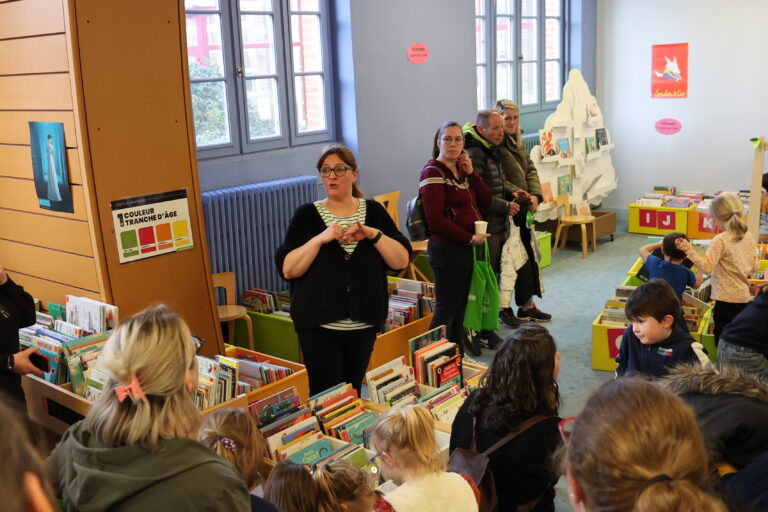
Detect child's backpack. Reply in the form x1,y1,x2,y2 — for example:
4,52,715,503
447,414,549,512
406,194,428,241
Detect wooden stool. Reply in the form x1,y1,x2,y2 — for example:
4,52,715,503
212,272,254,350
399,239,429,281
552,194,597,259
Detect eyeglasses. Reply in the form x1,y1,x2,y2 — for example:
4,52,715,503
440,136,464,145
558,416,575,443
192,335,206,355
369,451,386,464
319,166,354,178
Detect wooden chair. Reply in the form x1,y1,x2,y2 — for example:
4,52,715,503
212,272,254,350
372,190,400,227
399,239,430,281
552,194,597,259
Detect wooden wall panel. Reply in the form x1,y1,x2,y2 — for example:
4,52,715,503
0,146,82,184
74,0,224,353
0,74,72,110
0,239,99,291
0,210,92,256
0,178,86,220
8,272,102,306
0,35,69,75
0,0,65,39
0,111,77,145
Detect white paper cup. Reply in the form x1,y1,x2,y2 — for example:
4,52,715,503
474,221,488,234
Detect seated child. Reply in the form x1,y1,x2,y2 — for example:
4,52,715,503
263,461,321,512
638,232,702,300
198,408,278,512
314,460,378,512
616,279,698,378
369,405,480,512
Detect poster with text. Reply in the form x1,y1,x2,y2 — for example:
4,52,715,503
111,189,194,264
29,121,74,213
651,43,688,98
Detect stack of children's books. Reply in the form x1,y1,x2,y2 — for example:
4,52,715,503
366,357,419,407
382,278,436,332
65,295,119,334
241,288,291,315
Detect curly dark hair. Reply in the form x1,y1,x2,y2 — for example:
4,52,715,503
468,324,560,431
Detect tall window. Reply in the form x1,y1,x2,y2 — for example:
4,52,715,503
475,0,565,112
185,0,333,158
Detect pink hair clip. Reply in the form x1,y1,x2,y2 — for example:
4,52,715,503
115,375,148,403
218,436,237,453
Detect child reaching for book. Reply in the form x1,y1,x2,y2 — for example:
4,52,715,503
615,279,699,378
264,461,323,512
676,193,760,343
199,408,278,512
315,460,378,512
638,232,702,300
369,405,480,512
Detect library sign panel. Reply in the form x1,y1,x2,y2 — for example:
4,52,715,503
638,208,676,230
111,189,194,264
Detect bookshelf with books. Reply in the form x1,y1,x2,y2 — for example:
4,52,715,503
531,69,618,223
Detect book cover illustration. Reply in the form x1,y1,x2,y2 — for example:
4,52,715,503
585,137,598,154
557,174,573,196
596,128,609,147
539,129,556,156
556,138,571,158
587,102,599,121
541,182,554,203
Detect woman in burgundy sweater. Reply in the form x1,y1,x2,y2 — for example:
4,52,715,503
420,121,491,355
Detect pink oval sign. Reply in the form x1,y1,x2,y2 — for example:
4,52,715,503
655,118,682,135
407,42,429,65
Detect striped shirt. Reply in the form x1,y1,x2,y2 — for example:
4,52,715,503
314,199,373,331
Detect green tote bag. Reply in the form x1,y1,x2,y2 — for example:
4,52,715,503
464,242,492,331
481,250,500,331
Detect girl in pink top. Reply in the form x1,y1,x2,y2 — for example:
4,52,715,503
676,193,760,343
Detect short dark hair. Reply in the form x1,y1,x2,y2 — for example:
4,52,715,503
475,109,498,128
662,232,687,260
625,278,680,325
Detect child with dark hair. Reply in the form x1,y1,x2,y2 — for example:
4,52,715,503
615,279,698,378
638,232,702,300
450,324,561,511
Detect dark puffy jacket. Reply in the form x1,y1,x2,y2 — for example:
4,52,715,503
499,133,543,200
463,123,510,236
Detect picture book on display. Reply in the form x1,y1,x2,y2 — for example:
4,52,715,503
541,182,554,203
585,137,598,154
65,296,118,334
557,174,573,196
556,138,571,159
406,325,446,365
539,129,556,156
595,128,609,147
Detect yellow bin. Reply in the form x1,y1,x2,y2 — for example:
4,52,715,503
628,204,692,236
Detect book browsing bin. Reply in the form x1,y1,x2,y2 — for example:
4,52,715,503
224,346,310,405
687,209,724,239
21,375,250,436
628,204,692,236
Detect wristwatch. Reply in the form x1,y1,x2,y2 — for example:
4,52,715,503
371,230,383,244
2,353,13,373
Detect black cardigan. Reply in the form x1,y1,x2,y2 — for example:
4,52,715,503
0,277,37,401
274,200,412,332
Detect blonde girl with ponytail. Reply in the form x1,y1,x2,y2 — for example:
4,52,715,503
559,378,727,512
369,405,479,512
47,304,250,512
314,460,377,512
676,192,760,343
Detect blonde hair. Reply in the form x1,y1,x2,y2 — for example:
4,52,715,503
199,408,264,489
84,304,200,451
559,378,727,512
709,192,748,241
495,99,523,148
264,460,322,512
315,460,376,512
370,404,444,474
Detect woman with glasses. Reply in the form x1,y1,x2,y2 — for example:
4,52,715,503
47,304,251,511
420,121,492,357
276,143,411,396
449,324,561,511
558,378,727,512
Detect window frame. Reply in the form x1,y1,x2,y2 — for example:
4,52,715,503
184,0,335,159
475,0,566,115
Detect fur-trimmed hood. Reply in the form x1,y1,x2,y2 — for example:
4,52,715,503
661,363,768,404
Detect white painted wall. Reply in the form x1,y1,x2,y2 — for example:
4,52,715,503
597,0,768,212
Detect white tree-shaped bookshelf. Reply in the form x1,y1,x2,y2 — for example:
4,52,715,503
533,69,618,222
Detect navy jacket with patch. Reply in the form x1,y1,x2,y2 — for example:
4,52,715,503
615,324,697,378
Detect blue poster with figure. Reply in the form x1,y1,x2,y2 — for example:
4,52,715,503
29,121,73,213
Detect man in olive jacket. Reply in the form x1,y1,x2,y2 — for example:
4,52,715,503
463,110,521,347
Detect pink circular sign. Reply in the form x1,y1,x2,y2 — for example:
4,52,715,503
655,118,682,135
407,42,429,65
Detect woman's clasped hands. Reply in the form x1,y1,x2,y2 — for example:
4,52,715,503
317,222,378,244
